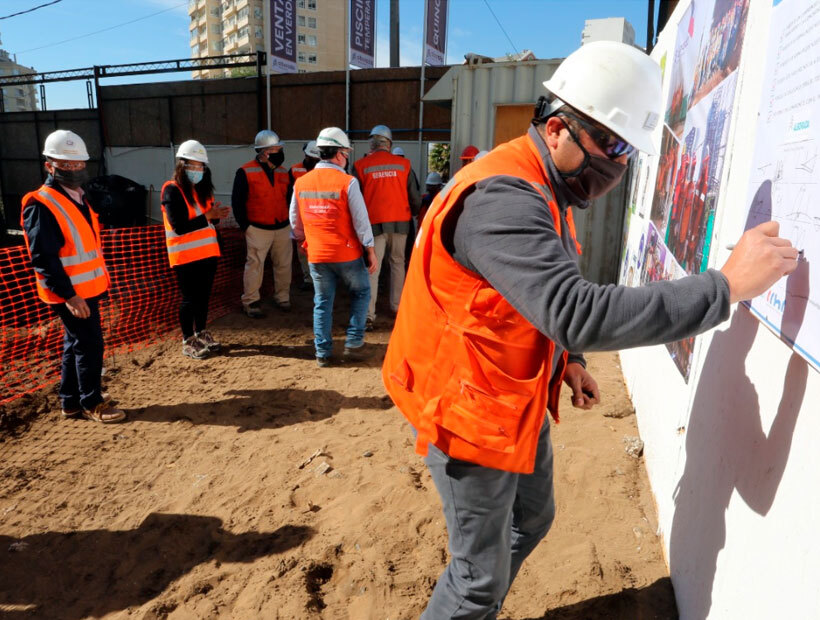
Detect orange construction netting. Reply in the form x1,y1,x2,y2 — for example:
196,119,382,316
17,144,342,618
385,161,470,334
0,225,246,405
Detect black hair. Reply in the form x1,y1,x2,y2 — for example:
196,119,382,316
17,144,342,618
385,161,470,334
173,159,214,204
318,146,342,161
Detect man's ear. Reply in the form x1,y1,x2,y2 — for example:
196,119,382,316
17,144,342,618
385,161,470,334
543,117,565,149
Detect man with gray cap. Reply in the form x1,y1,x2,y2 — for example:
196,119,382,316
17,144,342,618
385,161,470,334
232,129,292,318
353,125,421,329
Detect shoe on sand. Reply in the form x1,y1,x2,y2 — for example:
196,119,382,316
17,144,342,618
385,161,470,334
182,335,209,359
62,392,111,419
243,302,265,318
82,401,126,424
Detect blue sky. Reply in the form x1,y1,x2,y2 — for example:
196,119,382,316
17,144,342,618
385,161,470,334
1,0,656,109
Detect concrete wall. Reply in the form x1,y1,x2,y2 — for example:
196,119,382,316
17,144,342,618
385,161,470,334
106,140,430,225
620,2,820,618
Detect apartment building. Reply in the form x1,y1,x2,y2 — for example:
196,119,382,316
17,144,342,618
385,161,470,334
0,47,38,112
188,0,346,79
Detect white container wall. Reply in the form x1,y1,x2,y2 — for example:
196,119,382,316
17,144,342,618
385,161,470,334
620,1,820,618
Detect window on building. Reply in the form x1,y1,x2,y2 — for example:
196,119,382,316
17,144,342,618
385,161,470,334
308,54,317,64
254,6,262,19
238,7,249,19
297,33,306,44
298,52,306,63
255,27,263,39
238,26,248,39
308,35,317,46
212,24,222,34
297,15,305,26
213,40,224,52
308,0,317,9
307,17,316,28
191,44,199,55
297,0,305,7
210,6,222,17
190,29,198,41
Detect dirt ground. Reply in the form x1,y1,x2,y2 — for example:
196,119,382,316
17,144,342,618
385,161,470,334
0,290,678,619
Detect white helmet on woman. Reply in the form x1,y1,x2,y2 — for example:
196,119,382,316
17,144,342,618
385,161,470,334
542,41,661,154
176,139,209,164
43,130,89,161
316,127,351,149
303,140,321,158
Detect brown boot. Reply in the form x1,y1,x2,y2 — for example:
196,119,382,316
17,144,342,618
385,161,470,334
82,401,127,424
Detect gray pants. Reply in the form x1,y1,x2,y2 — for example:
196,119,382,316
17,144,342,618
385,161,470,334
421,419,555,619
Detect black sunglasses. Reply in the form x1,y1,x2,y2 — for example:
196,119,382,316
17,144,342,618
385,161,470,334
560,112,635,159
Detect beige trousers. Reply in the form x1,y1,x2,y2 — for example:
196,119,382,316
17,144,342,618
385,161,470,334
368,232,407,320
241,225,293,305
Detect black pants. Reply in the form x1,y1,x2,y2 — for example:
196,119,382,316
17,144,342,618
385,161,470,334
173,257,218,339
52,297,104,411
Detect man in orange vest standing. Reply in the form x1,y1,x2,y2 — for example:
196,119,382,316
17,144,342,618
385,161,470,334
21,130,126,424
382,42,799,618
287,140,321,291
232,129,292,318
353,125,421,329
290,127,377,367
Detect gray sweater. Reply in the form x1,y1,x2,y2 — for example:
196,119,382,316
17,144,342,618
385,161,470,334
449,126,730,367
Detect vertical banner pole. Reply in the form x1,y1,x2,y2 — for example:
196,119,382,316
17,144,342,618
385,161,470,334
265,0,271,129
418,1,428,180
346,0,351,134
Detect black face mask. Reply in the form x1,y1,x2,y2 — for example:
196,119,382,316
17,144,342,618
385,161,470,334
52,167,89,189
559,121,627,202
268,151,285,167
304,157,319,171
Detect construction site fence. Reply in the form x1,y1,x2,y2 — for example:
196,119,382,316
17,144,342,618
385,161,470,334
1,224,246,406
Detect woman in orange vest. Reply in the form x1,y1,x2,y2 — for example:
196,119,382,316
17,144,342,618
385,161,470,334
161,140,229,359
21,130,126,424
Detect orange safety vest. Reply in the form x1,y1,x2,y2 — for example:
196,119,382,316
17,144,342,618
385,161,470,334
160,180,221,267
294,167,362,264
382,132,582,474
21,185,110,304
353,150,411,225
241,160,289,225
289,162,308,180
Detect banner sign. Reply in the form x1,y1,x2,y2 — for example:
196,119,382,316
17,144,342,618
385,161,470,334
269,0,297,74
350,0,376,69
424,0,448,66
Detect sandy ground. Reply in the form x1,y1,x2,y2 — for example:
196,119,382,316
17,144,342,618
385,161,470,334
0,290,678,619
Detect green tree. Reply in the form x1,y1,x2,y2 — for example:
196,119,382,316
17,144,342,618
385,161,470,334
428,143,450,180
230,67,258,78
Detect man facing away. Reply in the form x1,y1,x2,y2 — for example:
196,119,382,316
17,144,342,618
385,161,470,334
383,41,799,618
353,124,421,329
290,127,378,367
232,129,292,318
21,130,126,424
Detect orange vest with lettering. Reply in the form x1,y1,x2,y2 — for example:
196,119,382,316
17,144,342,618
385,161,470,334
21,185,110,304
354,150,411,225
382,133,582,474
161,181,221,267
294,167,362,264
241,160,289,225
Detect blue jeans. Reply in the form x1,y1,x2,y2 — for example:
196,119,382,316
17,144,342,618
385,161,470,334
308,258,371,359
51,297,105,411
421,419,556,619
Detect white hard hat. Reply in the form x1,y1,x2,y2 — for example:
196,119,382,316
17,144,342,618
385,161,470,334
542,41,661,154
425,171,443,185
176,139,209,163
304,140,320,158
474,150,489,160
392,146,405,156
369,124,392,141
254,129,281,150
43,130,89,161
316,127,351,149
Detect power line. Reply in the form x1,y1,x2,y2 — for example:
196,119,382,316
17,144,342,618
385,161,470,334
17,1,187,54
0,0,63,21
482,0,519,56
